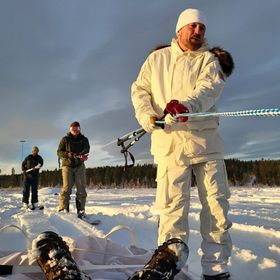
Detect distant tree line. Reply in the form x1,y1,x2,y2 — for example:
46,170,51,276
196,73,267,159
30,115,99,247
1,159,280,188
225,158,280,186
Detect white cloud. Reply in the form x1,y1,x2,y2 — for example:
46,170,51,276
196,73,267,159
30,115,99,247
1,0,280,174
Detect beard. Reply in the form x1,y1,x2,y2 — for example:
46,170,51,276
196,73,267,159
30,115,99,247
177,35,204,52
188,36,203,50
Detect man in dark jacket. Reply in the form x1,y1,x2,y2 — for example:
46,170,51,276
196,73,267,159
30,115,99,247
22,146,44,210
57,121,90,217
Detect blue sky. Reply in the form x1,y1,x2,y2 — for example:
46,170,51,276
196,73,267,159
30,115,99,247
1,0,280,174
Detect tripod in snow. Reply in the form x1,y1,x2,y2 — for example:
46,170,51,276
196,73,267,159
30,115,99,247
117,128,146,170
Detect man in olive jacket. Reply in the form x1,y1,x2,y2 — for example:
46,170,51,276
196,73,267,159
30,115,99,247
57,121,90,217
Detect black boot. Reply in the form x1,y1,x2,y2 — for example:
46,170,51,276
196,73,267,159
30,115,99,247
30,204,36,210
128,238,189,280
77,210,86,219
204,272,231,280
34,231,91,280
76,198,82,213
76,198,86,218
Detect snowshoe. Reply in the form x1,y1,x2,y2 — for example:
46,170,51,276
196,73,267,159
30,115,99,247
203,272,231,280
34,231,91,280
128,238,189,280
78,212,101,226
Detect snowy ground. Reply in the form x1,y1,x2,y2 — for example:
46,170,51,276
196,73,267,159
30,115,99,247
0,186,280,279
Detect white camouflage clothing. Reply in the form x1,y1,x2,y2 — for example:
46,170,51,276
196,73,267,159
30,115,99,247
131,39,232,276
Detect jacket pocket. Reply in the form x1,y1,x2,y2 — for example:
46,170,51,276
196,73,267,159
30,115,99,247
151,130,173,156
154,164,169,211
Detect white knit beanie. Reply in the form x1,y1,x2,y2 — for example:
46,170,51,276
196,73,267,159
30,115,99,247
176,8,207,33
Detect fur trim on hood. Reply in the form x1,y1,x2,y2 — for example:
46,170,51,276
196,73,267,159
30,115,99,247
210,47,235,77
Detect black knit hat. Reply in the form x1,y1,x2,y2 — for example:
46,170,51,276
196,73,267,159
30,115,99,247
70,121,80,128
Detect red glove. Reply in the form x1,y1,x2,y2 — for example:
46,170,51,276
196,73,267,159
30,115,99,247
165,100,189,122
80,154,88,161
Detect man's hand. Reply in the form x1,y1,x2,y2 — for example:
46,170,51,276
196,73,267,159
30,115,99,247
80,154,88,161
142,115,157,133
164,113,177,126
165,100,180,115
165,100,189,122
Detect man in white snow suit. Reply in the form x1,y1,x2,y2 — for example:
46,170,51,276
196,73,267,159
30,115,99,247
57,121,90,218
131,8,233,280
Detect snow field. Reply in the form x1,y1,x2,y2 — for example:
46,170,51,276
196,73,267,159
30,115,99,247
0,186,279,279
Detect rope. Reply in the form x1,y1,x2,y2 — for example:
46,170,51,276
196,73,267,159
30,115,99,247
176,108,280,118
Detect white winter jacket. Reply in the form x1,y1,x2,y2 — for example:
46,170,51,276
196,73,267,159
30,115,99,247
131,39,226,165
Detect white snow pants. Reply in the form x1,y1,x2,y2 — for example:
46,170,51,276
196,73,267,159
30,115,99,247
155,158,232,276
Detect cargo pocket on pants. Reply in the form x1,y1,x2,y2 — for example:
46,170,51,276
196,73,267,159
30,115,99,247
154,164,169,211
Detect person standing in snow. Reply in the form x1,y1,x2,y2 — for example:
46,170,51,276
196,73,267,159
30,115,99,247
130,8,234,280
57,121,90,218
21,146,44,210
